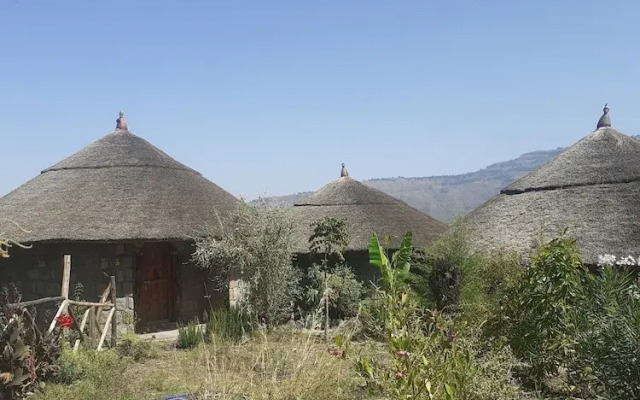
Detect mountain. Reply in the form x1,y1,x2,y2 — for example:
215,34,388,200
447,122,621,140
252,147,564,222
253,137,638,223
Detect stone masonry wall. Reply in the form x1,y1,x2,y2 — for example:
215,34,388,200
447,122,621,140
0,242,136,337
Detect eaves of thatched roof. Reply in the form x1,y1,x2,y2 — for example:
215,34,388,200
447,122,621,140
462,106,640,264
0,116,239,243
291,166,447,253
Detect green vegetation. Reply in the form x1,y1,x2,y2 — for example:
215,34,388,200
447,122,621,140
3,208,638,399
205,307,254,343
0,285,62,399
193,201,299,327
303,217,363,335
176,321,203,350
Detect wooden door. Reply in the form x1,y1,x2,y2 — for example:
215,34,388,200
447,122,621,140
135,243,175,325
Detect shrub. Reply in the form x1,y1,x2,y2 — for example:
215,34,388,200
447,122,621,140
357,233,525,399
177,321,203,349
566,266,640,398
57,347,127,384
116,333,156,361
428,257,462,311
0,286,61,399
489,236,586,381
205,307,254,343
410,222,485,314
304,263,363,323
193,201,300,327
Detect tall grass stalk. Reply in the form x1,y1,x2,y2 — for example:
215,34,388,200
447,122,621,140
205,307,254,343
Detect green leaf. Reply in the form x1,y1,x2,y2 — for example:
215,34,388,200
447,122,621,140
368,235,385,269
444,383,455,399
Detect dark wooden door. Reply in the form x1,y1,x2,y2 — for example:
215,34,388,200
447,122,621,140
135,243,175,325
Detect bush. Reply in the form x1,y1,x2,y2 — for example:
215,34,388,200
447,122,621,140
410,222,484,314
304,263,363,323
428,257,462,311
487,235,640,398
193,201,300,327
177,321,203,349
489,236,586,381
1,286,61,399
57,347,127,385
115,333,156,361
205,307,254,343
357,234,525,399
566,266,640,398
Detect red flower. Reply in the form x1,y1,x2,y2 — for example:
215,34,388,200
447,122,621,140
56,314,74,328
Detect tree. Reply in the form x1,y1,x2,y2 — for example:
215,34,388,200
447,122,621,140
307,217,356,340
193,201,299,328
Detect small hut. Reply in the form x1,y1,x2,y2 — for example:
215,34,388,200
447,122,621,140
462,105,640,264
0,113,239,332
291,164,447,280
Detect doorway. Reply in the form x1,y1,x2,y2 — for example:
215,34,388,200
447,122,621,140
135,243,175,330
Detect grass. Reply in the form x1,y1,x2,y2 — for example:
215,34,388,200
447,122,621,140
34,330,366,400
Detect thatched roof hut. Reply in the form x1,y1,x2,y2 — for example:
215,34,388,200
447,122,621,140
0,113,239,332
291,165,447,254
0,114,238,243
462,105,640,264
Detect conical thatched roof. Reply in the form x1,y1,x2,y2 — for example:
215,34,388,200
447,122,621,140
291,166,447,253
0,118,239,243
462,107,640,264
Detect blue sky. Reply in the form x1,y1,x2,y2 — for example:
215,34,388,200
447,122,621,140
1,1,639,199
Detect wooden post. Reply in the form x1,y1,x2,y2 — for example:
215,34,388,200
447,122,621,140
48,299,68,334
89,309,97,343
97,307,115,351
110,275,117,348
61,255,71,299
61,255,71,313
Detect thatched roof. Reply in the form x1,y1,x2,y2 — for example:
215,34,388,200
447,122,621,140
462,108,640,264
291,166,447,253
0,121,239,243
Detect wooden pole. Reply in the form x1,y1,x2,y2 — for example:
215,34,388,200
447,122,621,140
61,255,71,299
47,299,68,334
7,296,65,308
73,306,93,352
97,307,115,351
66,300,114,308
89,309,97,343
110,275,117,348
61,255,71,313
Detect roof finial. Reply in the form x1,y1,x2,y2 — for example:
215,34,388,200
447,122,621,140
116,111,128,131
340,163,349,177
596,103,611,129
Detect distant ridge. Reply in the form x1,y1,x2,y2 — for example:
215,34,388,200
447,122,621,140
250,146,567,222
251,136,640,222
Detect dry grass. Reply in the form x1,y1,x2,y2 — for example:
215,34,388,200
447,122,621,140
34,330,367,400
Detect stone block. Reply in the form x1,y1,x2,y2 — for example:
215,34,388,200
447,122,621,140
28,269,38,280
116,270,124,282
116,297,128,309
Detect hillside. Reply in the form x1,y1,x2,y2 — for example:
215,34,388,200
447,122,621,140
252,147,565,222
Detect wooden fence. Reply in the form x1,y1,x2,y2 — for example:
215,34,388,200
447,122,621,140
6,255,118,352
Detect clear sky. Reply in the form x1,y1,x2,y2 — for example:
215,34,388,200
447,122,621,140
1,1,639,200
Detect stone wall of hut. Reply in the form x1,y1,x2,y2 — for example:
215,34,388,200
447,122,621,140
0,241,225,337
